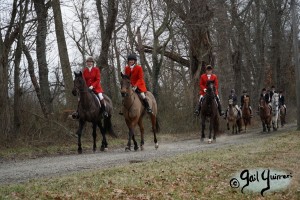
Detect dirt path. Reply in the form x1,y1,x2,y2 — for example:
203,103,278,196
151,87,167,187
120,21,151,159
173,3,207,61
0,124,296,185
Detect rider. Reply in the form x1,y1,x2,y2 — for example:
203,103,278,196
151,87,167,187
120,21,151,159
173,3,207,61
224,89,242,119
123,53,152,113
279,90,287,113
260,88,271,103
194,65,224,116
269,85,276,100
72,56,108,119
241,90,253,117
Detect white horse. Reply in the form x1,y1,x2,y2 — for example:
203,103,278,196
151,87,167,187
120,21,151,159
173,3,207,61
271,93,279,131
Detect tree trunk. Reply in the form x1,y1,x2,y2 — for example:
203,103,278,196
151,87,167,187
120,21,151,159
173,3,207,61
291,0,300,130
33,0,53,118
0,0,19,136
52,0,75,108
96,0,118,97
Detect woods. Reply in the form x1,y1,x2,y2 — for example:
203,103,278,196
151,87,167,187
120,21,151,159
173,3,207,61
0,0,299,141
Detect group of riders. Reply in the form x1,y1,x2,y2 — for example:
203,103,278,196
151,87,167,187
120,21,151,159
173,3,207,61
71,54,287,122
193,65,287,120
71,54,152,120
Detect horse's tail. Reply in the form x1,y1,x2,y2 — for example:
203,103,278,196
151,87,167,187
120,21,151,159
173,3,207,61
104,116,118,138
156,116,161,133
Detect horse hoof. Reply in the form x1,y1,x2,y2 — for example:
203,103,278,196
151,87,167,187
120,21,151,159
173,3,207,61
208,139,212,144
213,139,216,143
155,143,159,149
134,146,139,151
140,145,144,151
125,147,131,152
104,148,108,152
78,149,82,154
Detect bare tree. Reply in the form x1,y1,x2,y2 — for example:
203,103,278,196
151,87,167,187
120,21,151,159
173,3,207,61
13,0,29,135
96,0,119,97
52,0,75,107
0,0,20,135
291,0,300,130
33,0,53,118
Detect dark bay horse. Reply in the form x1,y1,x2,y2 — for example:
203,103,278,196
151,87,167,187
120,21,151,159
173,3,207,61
120,73,159,151
242,96,251,132
259,98,272,132
200,80,219,143
72,71,116,154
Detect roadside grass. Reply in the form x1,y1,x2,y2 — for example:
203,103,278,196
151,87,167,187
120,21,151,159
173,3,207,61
0,130,299,199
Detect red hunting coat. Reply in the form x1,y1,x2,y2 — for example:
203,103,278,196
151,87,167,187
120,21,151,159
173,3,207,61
199,73,219,96
83,66,104,93
125,64,147,92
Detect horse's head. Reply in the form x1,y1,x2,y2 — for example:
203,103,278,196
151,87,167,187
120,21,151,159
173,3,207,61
272,93,279,108
72,71,87,96
228,98,234,107
259,97,267,108
120,72,132,97
206,80,216,94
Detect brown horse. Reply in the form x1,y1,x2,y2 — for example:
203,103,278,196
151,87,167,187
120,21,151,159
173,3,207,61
120,73,159,151
279,106,286,127
242,96,251,132
227,99,239,134
200,80,219,143
259,98,272,132
72,71,116,154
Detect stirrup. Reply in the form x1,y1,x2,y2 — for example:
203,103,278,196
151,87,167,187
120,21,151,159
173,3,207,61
146,107,153,113
71,111,79,120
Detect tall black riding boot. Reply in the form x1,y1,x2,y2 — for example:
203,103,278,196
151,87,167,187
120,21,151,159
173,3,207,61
100,99,109,118
194,101,201,116
143,98,152,113
216,96,224,116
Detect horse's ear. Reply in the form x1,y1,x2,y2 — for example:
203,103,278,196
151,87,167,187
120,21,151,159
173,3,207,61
74,70,82,77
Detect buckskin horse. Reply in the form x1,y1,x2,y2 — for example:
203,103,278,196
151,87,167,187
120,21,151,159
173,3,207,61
242,96,251,132
200,80,219,143
259,98,272,132
227,99,239,134
72,71,116,154
271,92,279,131
120,73,159,151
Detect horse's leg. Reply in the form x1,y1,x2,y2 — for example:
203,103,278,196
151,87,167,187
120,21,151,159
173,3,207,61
138,118,145,150
92,122,97,152
262,121,266,132
151,114,159,149
76,120,86,154
208,119,212,144
98,121,108,152
201,117,205,142
131,133,139,151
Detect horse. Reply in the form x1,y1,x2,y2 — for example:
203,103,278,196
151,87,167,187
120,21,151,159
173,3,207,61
279,105,286,127
120,73,159,151
226,99,239,134
271,93,279,131
259,98,272,132
242,96,251,132
72,71,116,154
200,80,219,143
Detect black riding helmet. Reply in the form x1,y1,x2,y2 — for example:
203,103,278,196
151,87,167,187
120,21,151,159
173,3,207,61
127,54,137,61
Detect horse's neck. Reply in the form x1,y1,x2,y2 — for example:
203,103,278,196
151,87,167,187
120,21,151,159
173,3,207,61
123,92,139,108
79,90,95,108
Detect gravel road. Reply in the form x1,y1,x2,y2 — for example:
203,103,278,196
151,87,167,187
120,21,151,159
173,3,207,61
0,124,295,185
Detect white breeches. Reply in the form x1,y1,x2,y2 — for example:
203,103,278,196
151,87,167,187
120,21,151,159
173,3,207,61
98,93,104,100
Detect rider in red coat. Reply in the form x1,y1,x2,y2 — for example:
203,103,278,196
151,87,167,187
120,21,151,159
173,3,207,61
194,65,224,116
72,56,108,119
124,54,152,113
